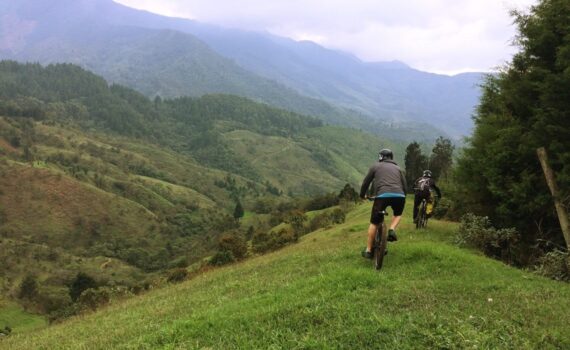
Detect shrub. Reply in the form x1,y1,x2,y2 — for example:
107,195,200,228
209,250,235,266
432,197,452,219
535,249,569,281
168,256,189,269
285,210,307,235
166,268,189,283
455,213,519,263
252,228,297,254
69,272,97,302
218,232,248,260
18,275,38,300
308,208,346,232
0,325,12,336
48,304,79,323
304,192,339,211
78,288,110,311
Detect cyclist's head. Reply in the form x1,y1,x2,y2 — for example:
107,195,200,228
378,148,394,161
423,170,432,178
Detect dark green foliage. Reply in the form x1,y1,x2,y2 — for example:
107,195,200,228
338,184,359,203
18,275,38,300
233,201,244,221
166,268,189,284
304,193,339,211
78,288,110,311
429,137,454,180
69,273,97,302
252,228,298,254
285,210,307,235
209,250,235,266
455,214,519,264
404,141,428,189
0,325,11,336
308,208,346,232
535,250,569,281
218,232,248,260
453,0,570,262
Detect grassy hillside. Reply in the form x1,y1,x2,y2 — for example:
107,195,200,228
0,61,411,321
3,200,569,349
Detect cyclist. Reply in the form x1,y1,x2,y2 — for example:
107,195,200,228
413,170,442,223
360,148,407,259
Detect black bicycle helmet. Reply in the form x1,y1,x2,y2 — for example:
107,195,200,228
423,170,432,177
378,148,394,161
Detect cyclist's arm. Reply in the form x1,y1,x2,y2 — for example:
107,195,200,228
359,167,374,199
433,184,442,199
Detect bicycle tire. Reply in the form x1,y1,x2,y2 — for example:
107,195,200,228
416,200,428,229
416,200,424,229
374,221,388,270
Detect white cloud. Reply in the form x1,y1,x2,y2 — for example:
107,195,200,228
114,0,537,74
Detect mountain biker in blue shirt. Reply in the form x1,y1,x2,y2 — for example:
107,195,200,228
359,149,407,259
413,170,442,222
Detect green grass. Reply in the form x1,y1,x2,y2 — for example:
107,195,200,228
0,300,46,334
2,200,570,349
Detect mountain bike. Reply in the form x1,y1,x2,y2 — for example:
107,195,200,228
416,198,428,229
373,210,389,270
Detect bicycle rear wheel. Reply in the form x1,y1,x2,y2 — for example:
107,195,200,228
374,222,388,270
416,201,425,229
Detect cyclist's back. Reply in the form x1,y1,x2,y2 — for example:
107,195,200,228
413,170,441,221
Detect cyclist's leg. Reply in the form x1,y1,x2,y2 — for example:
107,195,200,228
413,195,422,221
388,197,406,231
366,224,377,253
366,198,386,252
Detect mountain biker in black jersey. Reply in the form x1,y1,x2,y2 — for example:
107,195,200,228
359,149,407,259
413,170,442,223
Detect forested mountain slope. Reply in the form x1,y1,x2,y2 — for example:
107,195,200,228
0,61,402,319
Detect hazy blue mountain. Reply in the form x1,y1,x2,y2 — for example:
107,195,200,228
0,0,359,127
0,0,476,138
40,0,482,137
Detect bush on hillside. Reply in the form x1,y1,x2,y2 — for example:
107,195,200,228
338,183,359,203
0,326,12,337
166,268,189,283
252,228,297,254
18,275,38,300
304,192,339,211
455,213,519,264
218,231,248,260
432,197,452,219
308,208,346,232
78,288,110,311
535,250,569,281
284,210,308,235
209,250,235,266
69,272,97,302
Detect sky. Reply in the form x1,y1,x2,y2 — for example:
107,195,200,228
114,0,538,75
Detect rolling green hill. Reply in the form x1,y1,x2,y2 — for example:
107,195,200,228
2,200,569,349
0,61,408,320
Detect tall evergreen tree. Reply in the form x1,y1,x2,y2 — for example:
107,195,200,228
430,137,454,180
404,141,428,189
454,0,570,261
233,200,244,221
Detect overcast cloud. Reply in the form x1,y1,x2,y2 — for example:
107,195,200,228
114,0,537,74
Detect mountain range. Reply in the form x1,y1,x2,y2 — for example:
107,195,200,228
0,0,483,138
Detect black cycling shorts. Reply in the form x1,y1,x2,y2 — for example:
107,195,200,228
370,197,406,225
